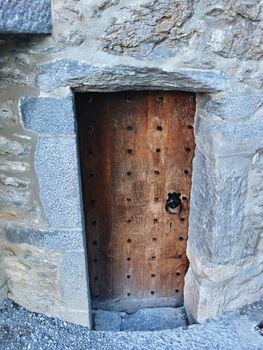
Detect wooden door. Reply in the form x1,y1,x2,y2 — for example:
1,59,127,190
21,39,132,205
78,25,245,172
75,91,196,312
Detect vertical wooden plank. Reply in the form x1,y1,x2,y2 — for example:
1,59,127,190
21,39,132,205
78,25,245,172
76,93,113,300
109,92,149,300
159,91,195,298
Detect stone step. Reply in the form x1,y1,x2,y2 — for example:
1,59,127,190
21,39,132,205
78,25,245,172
93,307,188,331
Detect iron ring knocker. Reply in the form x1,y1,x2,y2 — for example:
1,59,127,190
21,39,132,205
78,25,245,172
165,192,182,216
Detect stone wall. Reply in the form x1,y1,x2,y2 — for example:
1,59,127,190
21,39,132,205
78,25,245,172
0,0,262,327
0,85,91,326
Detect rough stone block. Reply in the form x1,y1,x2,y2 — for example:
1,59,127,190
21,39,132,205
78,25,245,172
0,260,7,290
20,97,75,135
61,251,90,311
202,94,263,121
184,256,263,323
0,101,15,124
37,60,231,93
121,307,188,331
0,174,30,189
56,307,91,328
196,95,263,157
6,244,61,315
5,226,85,251
0,187,30,207
189,148,252,264
241,151,263,257
0,161,30,173
0,0,52,34
94,310,122,331
207,29,234,58
0,136,26,156
0,285,7,303
100,0,193,58
35,136,82,228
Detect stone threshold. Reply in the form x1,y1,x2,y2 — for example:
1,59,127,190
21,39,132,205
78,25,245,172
93,307,188,331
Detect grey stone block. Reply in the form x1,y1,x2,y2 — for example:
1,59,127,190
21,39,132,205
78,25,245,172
203,94,263,121
0,0,52,34
185,253,263,323
20,97,75,135
5,226,85,250
61,251,90,310
241,151,263,257
94,310,122,331
188,148,251,264
35,136,82,228
121,307,188,331
56,307,91,328
36,59,231,93
196,99,263,157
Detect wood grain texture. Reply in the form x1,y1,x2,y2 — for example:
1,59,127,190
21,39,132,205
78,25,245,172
75,91,196,311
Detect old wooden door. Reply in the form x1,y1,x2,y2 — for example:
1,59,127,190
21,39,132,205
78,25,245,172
75,91,196,312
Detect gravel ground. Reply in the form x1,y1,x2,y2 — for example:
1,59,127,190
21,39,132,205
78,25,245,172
1,299,263,350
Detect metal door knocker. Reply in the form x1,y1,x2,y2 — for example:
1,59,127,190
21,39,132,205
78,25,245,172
165,192,182,215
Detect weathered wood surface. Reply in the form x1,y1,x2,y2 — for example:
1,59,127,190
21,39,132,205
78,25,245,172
75,91,196,310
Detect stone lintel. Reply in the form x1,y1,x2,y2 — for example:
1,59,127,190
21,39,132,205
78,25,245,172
36,60,232,93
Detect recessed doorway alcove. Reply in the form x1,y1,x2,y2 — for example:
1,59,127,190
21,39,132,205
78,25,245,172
68,65,231,329
74,90,196,328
